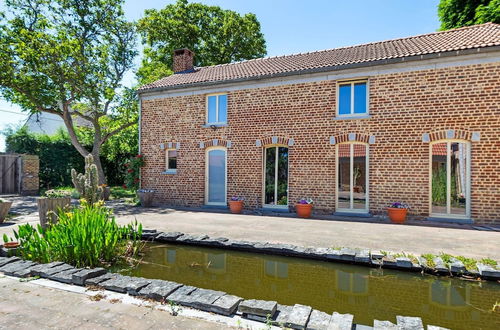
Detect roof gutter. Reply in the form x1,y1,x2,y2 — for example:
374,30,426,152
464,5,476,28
136,45,500,95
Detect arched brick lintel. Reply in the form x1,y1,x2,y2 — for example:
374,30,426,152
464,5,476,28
427,129,473,142
200,139,231,148
330,133,372,145
257,136,294,147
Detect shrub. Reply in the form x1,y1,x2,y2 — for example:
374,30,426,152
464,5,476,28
5,202,142,268
124,155,145,190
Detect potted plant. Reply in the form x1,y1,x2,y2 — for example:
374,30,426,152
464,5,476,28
37,189,72,228
228,196,244,214
0,199,13,224
387,202,410,224
295,198,313,218
137,189,155,207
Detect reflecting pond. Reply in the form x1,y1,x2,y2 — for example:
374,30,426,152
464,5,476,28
114,243,500,329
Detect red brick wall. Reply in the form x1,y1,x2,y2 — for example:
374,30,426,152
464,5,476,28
140,62,500,224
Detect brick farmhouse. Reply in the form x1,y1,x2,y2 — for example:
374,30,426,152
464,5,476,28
138,23,500,225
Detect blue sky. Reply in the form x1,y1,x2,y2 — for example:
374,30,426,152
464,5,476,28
0,0,440,151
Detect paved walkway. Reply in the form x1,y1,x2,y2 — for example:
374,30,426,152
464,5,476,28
0,276,232,329
1,196,498,259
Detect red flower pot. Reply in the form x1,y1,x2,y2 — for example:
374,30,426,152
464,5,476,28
228,200,244,214
295,203,313,218
388,208,408,224
4,242,19,249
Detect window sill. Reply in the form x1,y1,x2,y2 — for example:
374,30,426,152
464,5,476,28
333,114,371,121
202,123,227,128
161,170,177,175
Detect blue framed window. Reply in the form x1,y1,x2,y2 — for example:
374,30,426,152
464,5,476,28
207,94,227,124
337,81,368,116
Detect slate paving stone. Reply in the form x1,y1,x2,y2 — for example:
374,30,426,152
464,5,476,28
396,316,424,330
354,250,371,264
30,262,65,277
286,304,312,329
174,288,225,310
137,279,182,301
71,268,107,286
339,248,356,261
165,285,197,303
238,299,277,317
450,260,466,274
155,232,183,242
229,240,256,250
432,257,449,273
373,320,398,330
328,312,353,330
0,260,36,276
99,274,150,294
427,326,450,330
176,234,209,244
273,304,293,325
382,258,398,268
141,229,159,240
49,268,82,284
36,263,75,278
476,263,500,279
0,256,20,267
371,252,384,259
85,273,117,286
209,294,243,316
306,310,331,330
200,237,229,247
396,257,413,268
12,264,40,278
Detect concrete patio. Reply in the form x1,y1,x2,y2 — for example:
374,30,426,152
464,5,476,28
1,196,499,259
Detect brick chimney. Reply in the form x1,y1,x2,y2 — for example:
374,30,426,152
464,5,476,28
173,48,194,73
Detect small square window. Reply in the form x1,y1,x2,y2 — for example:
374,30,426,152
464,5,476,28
165,149,177,172
337,81,368,117
206,94,227,124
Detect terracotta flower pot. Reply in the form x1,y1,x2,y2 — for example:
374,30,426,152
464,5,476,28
295,203,313,218
228,200,244,214
137,190,155,207
4,242,19,249
388,207,408,224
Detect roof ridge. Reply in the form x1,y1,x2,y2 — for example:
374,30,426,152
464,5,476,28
198,23,500,70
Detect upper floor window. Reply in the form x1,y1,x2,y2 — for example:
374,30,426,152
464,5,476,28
165,149,177,173
337,80,368,117
207,94,227,124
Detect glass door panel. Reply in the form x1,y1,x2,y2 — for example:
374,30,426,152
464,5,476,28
431,141,470,217
207,149,226,204
353,144,367,209
431,143,447,214
337,144,351,209
337,143,368,212
264,146,288,206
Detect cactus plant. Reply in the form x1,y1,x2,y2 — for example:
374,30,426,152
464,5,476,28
71,154,103,204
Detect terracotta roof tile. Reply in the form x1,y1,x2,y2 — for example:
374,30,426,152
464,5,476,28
139,23,500,92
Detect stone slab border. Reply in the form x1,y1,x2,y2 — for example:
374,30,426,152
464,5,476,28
0,254,450,330
143,230,500,282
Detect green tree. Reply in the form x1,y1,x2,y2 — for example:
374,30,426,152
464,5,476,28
137,0,267,84
0,0,138,184
438,0,500,30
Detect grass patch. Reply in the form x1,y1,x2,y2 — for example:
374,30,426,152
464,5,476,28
421,254,437,268
110,186,136,200
454,256,478,271
480,258,498,267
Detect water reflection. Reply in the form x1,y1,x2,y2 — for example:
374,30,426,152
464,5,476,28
116,243,500,330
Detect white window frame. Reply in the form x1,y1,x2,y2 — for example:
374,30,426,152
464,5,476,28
205,146,227,206
335,142,369,213
336,80,369,118
206,93,227,125
262,145,289,210
429,140,471,219
164,149,177,174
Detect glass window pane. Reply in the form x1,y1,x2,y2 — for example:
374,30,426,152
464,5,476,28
168,150,177,169
450,143,467,215
339,84,351,115
354,82,367,114
265,148,276,205
353,144,367,209
277,147,288,206
208,149,226,203
207,95,217,123
431,143,447,214
218,94,227,123
338,144,351,209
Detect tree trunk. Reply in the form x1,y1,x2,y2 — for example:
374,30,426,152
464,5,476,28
92,150,107,185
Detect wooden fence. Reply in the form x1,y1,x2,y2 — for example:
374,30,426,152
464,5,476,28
0,154,21,194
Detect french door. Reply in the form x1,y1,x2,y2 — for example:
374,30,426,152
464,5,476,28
205,147,227,206
264,146,289,208
336,143,369,213
430,141,470,218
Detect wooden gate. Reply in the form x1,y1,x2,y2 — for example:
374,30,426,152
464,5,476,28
0,155,21,194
